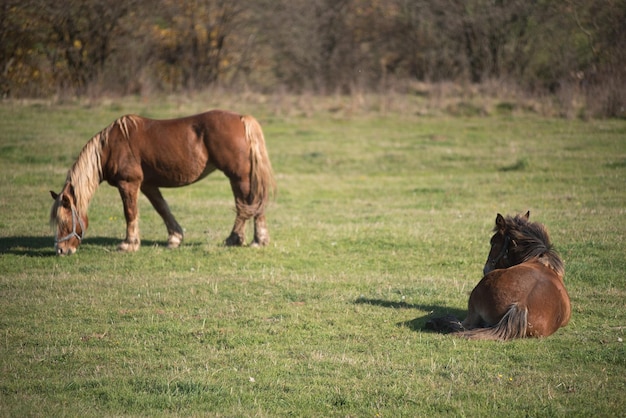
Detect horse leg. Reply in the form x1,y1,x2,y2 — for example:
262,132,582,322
252,213,270,247
460,276,500,330
141,184,184,248
224,179,251,246
461,301,485,330
117,181,141,252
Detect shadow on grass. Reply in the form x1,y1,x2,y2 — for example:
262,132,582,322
353,297,466,334
0,236,161,256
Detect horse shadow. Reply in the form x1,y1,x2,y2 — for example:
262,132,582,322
0,236,161,256
353,297,466,334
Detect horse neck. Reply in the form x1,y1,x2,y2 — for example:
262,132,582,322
536,250,565,278
513,240,564,278
67,132,106,216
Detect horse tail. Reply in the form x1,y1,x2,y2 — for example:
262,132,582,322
241,115,276,215
458,304,528,341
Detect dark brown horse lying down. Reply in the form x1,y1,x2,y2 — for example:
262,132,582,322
427,212,571,340
50,110,276,255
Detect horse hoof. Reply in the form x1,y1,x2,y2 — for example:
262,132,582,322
250,239,268,247
224,235,244,246
425,315,464,333
167,234,183,249
118,241,140,252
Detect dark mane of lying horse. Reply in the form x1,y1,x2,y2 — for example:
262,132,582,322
501,213,564,277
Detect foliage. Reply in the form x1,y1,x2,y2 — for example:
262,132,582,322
0,0,625,117
1,95,625,416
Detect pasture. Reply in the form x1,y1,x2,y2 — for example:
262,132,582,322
1,94,625,416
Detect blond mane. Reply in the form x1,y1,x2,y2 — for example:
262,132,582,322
55,115,139,219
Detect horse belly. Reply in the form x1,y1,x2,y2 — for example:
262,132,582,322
143,140,216,187
145,160,216,187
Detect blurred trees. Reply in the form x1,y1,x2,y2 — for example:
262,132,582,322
147,0,249,91
1,0,624,116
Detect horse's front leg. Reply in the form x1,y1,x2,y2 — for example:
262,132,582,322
141,185,184,248
117,181,141,252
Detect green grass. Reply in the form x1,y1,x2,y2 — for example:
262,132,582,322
1,95,625,416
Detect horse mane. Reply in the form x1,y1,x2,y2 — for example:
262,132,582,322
500,214,564,276
54,115,139,219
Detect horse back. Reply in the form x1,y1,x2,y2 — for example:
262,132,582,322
105,110,249,187
471,261,570,332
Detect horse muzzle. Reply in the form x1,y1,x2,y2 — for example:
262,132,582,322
55,243,77,256
54,205,85,256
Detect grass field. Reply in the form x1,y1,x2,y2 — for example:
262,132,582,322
1,94,625,417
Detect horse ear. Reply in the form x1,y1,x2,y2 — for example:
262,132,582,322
496,213,506,230
523,211,530,220
61,193,72,208
50,191,58,200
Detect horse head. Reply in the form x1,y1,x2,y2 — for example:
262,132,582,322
50,183,88,255
483,211,530,275
483,211,563,277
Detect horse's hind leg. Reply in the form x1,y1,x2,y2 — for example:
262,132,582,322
461,301,486,330
225,201,250,246
224,179,252,246
252,213,270,247
141,185,184,248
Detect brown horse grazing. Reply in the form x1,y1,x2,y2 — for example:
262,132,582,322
426,212,570,340
50,110,276,255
